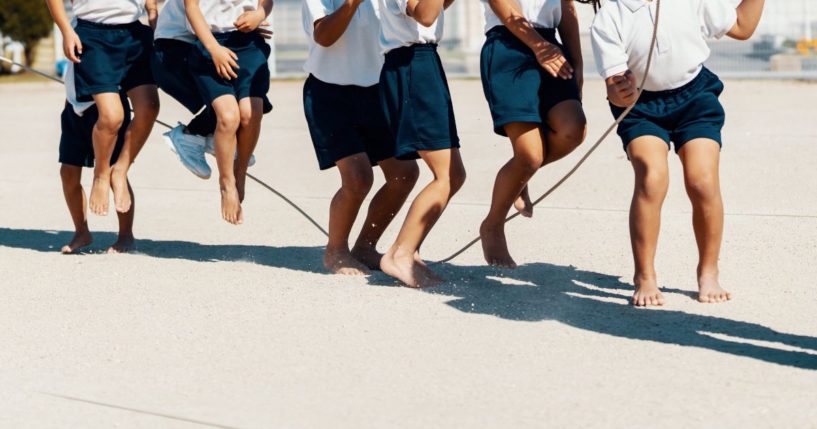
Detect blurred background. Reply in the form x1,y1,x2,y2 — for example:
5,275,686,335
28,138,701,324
1,0,816,79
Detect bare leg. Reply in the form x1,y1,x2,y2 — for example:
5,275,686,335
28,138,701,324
678,139,731,303
324,153,375,275
514,185,534,218
380,148,466,288
89,92,125,216
627,136,670,307
234,97,264,204
211,95,242,224
108,181,136,254
480,122,544,269
351,157,420,270
111,84,160,213
59,165,93,254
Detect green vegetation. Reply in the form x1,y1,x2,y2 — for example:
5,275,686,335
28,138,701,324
0,1,53,65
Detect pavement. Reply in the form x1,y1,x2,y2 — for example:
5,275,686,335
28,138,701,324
1,78,816,428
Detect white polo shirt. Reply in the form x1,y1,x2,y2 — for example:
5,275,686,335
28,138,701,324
378,0,444,54
155,0,196,43
481,0,561,33
590,0,737,91
72,0,145,25
302,0,384,87
190,0,258,34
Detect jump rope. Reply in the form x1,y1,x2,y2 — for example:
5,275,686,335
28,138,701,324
0,0,660,265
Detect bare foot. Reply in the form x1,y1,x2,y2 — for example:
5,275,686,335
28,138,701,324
514,186,533,218
414,252,444,282
351,245,383,271
698,270,731,303
479,220,517,268
61,230,93,254
325,248,371,275
632,275,665,307
220,182,243,225
111,166,132,213
107,235,135,254
89,176,111,216
381,246,441,288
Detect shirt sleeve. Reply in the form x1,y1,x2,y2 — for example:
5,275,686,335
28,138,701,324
699,0,738,39
590,9,630,79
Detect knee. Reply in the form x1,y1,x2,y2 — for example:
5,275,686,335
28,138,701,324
685,173,720,201
216,107,240,133
134,95,160,120
514,151,544,176
637,169,669,201
238,108,258,129
59,165,81,185
388,162,420,189
449,163,467,194
95,107,125,134
343,167,374,196
552,118,588,149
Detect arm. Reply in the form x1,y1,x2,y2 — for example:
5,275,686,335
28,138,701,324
443,0,455,10
45,0,82,63
184,0,240,79
406,0,445,28
605,70,637,108
488,0,573,79
235,0,274,32
557,0,583,90
146,0,159,29
727,0,764,40
312,0,364,47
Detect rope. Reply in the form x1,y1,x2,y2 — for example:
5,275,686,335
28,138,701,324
433,0,662,264
0,55,329,237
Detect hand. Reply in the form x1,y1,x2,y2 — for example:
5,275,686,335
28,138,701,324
606,70,638,107
533,42,573,79
148,10,158,30
63,29,83,63
234,9,265,33
255,21,274,40
209,45,239,80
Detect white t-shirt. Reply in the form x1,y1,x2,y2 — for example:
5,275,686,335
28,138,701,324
155,0,196,43
302,0,384,87
590,0,737,91
481,0,561,33
191,0,258,34
64,63,95,116
378,0,444,54
72,0,145,25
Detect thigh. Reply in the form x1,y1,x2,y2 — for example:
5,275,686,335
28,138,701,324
151,42,205,113
126,84,159,113
238,96,264,121
418,147,465,179
677,138,720,181
504,122,546,162
627,136,670,177
545,99,586,134
121,24,156,93
672,93,725,153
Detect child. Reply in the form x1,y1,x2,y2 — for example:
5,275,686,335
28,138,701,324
302,0,421,275
590,0,765,306
378,0,467,287
184,0,273,225
153,0,270,179
46,0,160,217
60,64,135,254
478,0,589,269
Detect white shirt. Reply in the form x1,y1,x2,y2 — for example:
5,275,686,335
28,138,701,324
72,0,145,25
378,0,444,54
155,0,196,43
64,63,95,116
481,0,561,33
191,0,258,34
590,0,737,91
302,0,384,87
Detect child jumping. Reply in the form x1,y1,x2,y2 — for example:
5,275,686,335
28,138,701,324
184,0,273,225
153,0,271,179
378,0,467,287
478,0,589,268
59,64,135,254
591,0,765,306
302,0,420,274
46,0,160,217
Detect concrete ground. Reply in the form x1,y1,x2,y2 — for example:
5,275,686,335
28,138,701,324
1,78,816,429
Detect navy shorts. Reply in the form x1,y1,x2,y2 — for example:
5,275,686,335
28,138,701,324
59,95,131,168
188,31,271,105
611,67,726,153
153,38,273,115
480,26,581,136
73,19,155,102
303,75,396,170
379,44,460,159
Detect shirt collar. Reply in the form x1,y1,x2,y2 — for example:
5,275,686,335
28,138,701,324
620,0,649,12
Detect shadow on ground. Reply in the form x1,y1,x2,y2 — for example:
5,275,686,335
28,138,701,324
3,227,816,371
0,227,325,273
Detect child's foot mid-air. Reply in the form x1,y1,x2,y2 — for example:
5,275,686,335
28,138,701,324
514,185,533,218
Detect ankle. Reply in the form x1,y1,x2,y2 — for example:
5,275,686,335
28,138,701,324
698,265,719,278
633,271,657,283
